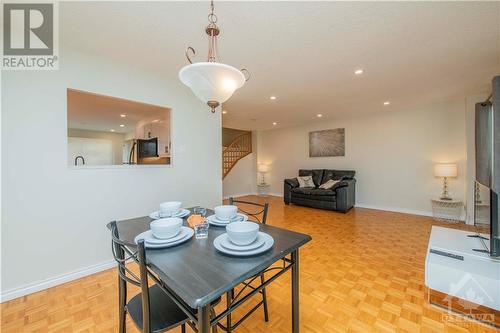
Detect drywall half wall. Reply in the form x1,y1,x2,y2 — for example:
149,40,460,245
223,131,258,198
256,99,468,216
1,47,222,300
223,153,257,199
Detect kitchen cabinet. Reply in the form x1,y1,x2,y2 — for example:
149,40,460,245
135,118,170,157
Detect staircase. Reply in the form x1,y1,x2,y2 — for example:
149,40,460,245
222,132,252,179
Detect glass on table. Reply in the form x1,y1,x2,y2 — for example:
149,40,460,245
194,221,209,239
191,206,209,239
193,207,207,217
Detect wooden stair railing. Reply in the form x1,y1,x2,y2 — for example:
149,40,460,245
222,132,252,179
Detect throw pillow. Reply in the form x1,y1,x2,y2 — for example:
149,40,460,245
297,176,315,188
319,179,339,189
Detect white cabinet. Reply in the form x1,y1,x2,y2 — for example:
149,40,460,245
135,118,170,157
138,123,155,140
425,226,500,311
156,120,170,156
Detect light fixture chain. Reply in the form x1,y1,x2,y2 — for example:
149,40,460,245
208,0,217,23
206,0,219,62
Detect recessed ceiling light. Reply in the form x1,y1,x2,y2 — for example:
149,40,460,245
317,114,323,118
110,129,115,132
120,114,126,118
120,124,125,127
272,122,277,125
222,110,227,114
270,96,277,100
383,101,390,105
354,69,364,75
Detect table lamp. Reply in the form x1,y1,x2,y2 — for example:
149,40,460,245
434,163,458,200
258,164,269,185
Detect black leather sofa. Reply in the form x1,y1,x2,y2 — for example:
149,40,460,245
284,169,356,213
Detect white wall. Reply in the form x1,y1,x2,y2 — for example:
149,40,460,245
68,128,125,165
222,131,258,199
256,99,468,216
1,48,222,300
223,153,257,199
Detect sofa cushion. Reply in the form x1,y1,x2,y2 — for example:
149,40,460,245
291,188,336,202
299,169,324,187
312,189,336,196
291,187,314,195
291,188,335,196
297,176,315,188
321,169,356,184
319,179,340,189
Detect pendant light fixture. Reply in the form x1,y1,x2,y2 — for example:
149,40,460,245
179,0,249,113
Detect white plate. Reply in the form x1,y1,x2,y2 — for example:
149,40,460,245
134,227,194,248
214,232,274,257
149,208,190,219
136,228,186,245
207,213,248,226
220,233,266,251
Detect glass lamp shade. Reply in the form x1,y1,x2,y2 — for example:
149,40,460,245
434,163,458,177
179,62,245,108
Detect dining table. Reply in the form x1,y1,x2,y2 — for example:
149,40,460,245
115,208,312,333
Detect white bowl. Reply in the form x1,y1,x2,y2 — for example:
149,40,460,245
214,205,238,221
226,222,259,246
160,201,182,217
150,217,183,239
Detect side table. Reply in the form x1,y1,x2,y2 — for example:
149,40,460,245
257,183,271,196
431,198,463,223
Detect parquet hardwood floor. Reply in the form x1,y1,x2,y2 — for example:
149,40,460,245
2,196,498,333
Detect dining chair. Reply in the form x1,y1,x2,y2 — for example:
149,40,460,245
108,221,189,333
229,197,269,224
221,198,270,332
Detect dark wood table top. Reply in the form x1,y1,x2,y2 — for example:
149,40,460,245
116,208,311,308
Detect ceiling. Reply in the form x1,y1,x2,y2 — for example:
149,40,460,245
61,1,500,130
67,89,169,133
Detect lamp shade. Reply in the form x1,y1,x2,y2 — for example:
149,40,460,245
434,163,458,177
179,62,245,107
258,164,269,173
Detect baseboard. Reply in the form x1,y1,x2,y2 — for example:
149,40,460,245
224,192,284,199
356,203,435,218
0,259,116,303
225,194,461,220
223,192,258,200
356,203,466,221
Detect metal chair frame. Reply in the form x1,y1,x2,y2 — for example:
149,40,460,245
217,198,270,332
108,221,189,333
109,221,221,333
